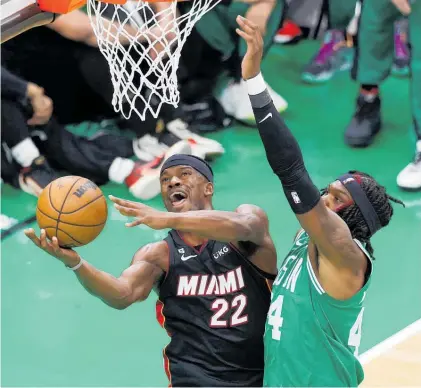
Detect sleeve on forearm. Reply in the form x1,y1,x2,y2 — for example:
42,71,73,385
249,87,321,214
1,67,28,100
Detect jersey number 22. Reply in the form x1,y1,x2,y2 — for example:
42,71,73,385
210,294,248,327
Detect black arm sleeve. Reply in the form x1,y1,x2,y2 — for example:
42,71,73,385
249,89,321,214
1,67,28,100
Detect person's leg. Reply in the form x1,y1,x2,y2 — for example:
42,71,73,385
177,29,234,133
1,99,61,195
396,4,421,191
36,117,193,199
328,0,358,30
1,31,110,125
76,42,213,162
1,99,41,168
75,47,158,138
409,6,421,146
0,102,24,189
217,0,288,121
236,0,284,65
77,43,224,163
178,27,224,104
1,144,21,189
36,117,127,185
345,0,399,147
302,0,358,83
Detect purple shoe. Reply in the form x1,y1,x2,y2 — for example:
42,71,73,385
302,30,354,83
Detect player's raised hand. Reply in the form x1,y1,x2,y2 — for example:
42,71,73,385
109,195,170,230
235,15,264,80
24,228,81,267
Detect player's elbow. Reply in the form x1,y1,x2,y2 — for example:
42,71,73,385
234,216,261,243
234,208,267,244
107,296,133,310
237,222,255,242
112,286,151,309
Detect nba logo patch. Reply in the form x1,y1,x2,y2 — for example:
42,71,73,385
291,191,301,204
178,248,185,254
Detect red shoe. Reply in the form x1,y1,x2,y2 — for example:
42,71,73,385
274,20,302,44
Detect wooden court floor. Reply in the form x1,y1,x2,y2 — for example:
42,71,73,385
361,319,421,386
1,40,421,387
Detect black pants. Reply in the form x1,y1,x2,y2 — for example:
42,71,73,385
178,26,247,104
178,28,225,103
1,98,134,187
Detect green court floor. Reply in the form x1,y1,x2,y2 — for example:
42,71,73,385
2,41,421,387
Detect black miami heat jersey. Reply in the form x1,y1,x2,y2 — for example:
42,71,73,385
155,230,274,387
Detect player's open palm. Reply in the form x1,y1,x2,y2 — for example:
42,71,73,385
109,195,169,230
24,228,81,267
235,15,264,80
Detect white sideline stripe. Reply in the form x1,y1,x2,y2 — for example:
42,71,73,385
359,318,421,365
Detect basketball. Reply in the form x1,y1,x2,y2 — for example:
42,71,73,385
36,176,108,248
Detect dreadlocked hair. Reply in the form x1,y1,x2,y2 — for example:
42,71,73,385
321,171,405,259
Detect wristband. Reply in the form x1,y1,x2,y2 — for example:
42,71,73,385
67,258,84,271
245,72,266,95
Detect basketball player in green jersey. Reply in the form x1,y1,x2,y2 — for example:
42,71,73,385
236,16,405,387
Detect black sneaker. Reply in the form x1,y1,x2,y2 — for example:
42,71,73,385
181,95,233,133
18,156,61,196
345,93,381,147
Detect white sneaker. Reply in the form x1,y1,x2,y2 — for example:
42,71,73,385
133,134,168,161
127,140,192,200
397,141,421,191
134,119,225,161
165,119,225,160
218,79,288,122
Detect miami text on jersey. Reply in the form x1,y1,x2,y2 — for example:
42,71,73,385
177,266,245,296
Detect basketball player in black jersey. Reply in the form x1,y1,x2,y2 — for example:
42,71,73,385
25,154,278,387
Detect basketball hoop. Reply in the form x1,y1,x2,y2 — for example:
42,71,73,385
85,0,222,120
2,0,222,120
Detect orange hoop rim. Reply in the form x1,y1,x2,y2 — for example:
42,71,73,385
38,0,188,15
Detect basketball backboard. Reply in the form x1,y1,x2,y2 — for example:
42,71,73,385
0,0,88,43
1,0,54,43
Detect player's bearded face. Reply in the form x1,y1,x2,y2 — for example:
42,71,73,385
322,180,354,213
160,166,213,213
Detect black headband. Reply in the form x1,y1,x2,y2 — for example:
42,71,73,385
338,173,382,235
160,154,214,182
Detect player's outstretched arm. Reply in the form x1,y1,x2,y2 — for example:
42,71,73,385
236,16,364,270
110,195,269,246
24,228,166,309
110,196,277,275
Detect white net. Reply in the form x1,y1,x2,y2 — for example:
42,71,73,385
87,0,222,121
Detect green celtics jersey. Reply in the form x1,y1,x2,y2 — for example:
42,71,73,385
264,230,372,387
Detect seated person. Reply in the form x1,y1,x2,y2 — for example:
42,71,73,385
1,9,224,161
1,66,191,199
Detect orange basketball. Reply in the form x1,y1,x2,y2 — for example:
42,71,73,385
36,176,108,248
